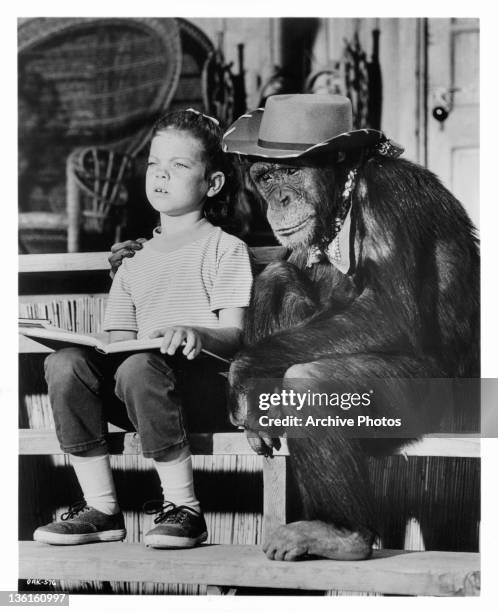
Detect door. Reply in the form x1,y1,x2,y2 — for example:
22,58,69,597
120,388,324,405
426,18,479,227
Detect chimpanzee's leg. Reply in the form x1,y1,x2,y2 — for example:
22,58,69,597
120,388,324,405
244,261,318,345
262,352,443,561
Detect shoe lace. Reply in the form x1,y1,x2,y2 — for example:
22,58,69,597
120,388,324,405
143,500,201,525
60,500,90,521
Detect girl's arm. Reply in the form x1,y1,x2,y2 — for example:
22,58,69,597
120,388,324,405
197,307,245,357
149,308,245,359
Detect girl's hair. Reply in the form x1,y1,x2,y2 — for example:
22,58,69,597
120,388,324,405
151,109,249,235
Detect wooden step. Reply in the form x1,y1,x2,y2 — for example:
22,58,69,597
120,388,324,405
18,429,480,458
18,541,480,596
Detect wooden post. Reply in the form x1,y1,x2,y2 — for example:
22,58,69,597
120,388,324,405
66,151,80,253
262,455,287,543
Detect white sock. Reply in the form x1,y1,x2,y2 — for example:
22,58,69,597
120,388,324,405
70,454,120,515
153,447,200,512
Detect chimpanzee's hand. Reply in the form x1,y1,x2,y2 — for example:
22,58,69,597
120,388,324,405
228,360,281,456
108,238,147,278
245,429,281,458
228,353,258,394
228,356,244,389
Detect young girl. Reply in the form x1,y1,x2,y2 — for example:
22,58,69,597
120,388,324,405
34,110,253,549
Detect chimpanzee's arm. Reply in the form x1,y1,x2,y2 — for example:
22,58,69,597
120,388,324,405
230,286,411,390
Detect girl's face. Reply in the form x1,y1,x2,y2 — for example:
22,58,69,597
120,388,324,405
146,128,221,217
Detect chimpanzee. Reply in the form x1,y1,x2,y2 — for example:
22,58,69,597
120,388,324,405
222,94,479,561
109,95,479,562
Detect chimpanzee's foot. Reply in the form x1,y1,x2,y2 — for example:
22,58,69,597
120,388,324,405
262,520,372,561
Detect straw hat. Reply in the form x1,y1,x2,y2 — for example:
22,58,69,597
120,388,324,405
223,94,385,159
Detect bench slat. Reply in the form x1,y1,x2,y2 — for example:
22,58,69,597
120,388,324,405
19,252,111,273
18,542,480,595
18,429,289,456
19,247,287,273
18,430,479,458
401,435,480,458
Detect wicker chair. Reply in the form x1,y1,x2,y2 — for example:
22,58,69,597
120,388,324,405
169,19,215,114
66,147,133,252
18,17,182,252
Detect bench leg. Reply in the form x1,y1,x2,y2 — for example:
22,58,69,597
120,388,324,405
262,455,287,543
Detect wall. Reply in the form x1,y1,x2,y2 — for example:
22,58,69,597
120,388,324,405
187,17,480,229
189,18,426,162
190,18,281,109
311,18,425,163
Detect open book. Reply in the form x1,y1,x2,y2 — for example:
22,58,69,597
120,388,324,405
18,318,231,364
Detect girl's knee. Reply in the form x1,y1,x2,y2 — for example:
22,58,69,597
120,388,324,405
44,347,94,384
115,352,174,391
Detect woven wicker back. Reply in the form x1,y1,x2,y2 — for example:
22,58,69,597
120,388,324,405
167,19,214,114
18,18,182,155
18,18,184,252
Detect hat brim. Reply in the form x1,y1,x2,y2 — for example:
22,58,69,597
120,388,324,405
223,109,385,159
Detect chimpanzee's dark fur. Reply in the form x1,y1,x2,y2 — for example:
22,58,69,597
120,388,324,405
229,155,479,548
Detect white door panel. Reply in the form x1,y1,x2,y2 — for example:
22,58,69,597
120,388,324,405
427,18,479,228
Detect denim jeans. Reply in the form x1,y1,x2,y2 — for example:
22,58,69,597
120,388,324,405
44,347,229,459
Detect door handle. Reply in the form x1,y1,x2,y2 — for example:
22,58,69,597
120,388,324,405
431,87,460,123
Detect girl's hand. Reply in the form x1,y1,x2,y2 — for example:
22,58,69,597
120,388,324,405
150,326,203,360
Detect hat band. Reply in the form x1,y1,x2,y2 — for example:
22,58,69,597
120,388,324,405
257,138,314,151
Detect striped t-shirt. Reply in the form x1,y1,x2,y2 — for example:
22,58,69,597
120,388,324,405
103,221,253,339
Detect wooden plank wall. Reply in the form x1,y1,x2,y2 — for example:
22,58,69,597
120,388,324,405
311,18,424,163
187,18,425,163
189,18,280,109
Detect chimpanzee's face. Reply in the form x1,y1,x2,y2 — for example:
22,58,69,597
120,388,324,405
249,161,322,249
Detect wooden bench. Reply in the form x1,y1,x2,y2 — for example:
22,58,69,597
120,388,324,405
18,429,480,595
18,250,481,596
19,541,480,596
